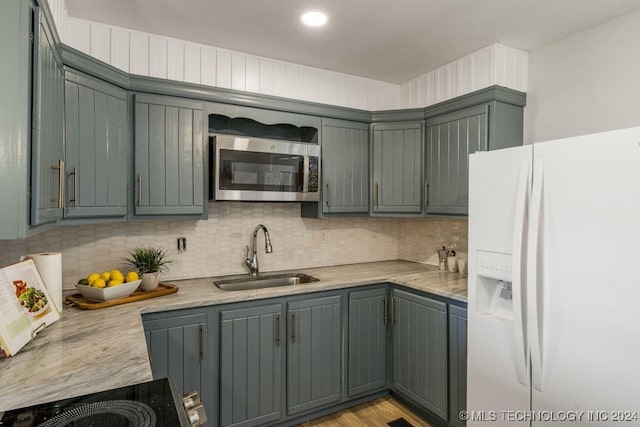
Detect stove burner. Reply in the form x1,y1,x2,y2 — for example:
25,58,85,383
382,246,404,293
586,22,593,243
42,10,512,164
37,400,157,427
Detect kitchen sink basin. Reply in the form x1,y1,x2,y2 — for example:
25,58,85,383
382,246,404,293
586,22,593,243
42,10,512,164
213,273,320,291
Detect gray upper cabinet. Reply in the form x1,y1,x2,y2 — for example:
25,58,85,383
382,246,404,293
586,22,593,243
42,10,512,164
449,305,468,427
321,119,369,214
219,304,283,427
424,95,524,216
348,287,388,397
30,4,65,227
134,94,205,216
64,70,128,218
425,105,487,215
287,295,342,415
142,309,212,410
371,121,423,214
392,289,448,420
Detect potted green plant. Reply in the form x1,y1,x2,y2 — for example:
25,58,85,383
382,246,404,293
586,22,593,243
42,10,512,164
124,247,171,291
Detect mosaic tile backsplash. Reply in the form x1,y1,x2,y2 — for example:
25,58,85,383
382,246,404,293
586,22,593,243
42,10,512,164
0,203,467,289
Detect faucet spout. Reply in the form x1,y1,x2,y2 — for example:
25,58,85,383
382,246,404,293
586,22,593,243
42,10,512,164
245,224,273,276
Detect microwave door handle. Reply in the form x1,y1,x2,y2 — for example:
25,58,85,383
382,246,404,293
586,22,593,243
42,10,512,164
303,156,310,192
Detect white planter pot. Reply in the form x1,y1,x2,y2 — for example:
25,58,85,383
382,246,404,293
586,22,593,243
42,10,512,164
140,272,160,291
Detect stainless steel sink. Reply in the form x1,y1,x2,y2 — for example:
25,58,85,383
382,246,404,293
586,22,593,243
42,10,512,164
213,273,320,291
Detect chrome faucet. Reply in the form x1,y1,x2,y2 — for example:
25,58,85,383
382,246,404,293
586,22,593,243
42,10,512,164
245,224,273,276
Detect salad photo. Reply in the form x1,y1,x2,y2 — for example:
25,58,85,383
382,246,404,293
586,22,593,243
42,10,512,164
13,280,50,318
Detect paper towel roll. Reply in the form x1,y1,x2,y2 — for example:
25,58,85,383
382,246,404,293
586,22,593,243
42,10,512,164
20,252,63,314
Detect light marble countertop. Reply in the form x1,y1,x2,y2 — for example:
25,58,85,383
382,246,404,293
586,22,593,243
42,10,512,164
0,260,466,412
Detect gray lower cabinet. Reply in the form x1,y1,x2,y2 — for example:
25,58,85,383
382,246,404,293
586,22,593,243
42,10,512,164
425,105,487,215
321,119,369,214
348,287,388,396
287,295,342,415
448,305,468,427
371,121,424,214
142,309,212,409
64,70,128,218
30,3,65,227
219,304,283,427
134,93,205,216
392,289,448,420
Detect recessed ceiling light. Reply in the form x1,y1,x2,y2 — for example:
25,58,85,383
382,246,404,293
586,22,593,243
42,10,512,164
301,11,328,27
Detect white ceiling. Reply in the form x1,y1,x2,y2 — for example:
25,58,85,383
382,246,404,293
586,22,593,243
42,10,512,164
65,0,640,84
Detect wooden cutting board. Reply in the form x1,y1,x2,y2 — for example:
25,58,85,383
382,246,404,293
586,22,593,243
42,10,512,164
65,283,178,310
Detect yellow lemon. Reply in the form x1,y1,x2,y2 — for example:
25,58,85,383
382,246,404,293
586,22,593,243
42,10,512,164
110,270,125,282
87,273,100,285
101,272,111,281
92,278,107,289
108,280,124,287
125,271,139,283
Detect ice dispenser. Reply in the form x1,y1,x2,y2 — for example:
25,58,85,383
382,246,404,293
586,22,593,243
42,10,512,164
475,250,515,321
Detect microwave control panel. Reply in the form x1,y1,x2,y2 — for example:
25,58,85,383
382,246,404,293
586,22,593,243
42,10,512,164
308,157,319,192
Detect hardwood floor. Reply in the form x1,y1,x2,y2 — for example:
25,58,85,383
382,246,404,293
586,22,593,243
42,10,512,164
295,397,433,427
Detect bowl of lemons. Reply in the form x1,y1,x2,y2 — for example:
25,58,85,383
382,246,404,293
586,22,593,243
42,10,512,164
75,269,141,302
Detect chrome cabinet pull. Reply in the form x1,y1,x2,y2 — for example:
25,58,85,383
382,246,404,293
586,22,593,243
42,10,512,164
51,160,65,208
59,160,65,208
325,182,330,208
69,167,78,206
374,182,379,209
275,313,281,345
383,297,388,324
390,297,396,324
199,324,206,362
137,173,142,206
425,181,429,208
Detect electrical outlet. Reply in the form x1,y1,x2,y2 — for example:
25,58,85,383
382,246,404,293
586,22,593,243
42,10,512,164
177,237,187,253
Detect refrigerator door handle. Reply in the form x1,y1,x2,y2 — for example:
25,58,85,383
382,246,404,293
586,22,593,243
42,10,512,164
528,160,545,391
512,161,530,386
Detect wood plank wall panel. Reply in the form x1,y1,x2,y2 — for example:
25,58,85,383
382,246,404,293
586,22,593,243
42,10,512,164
129,31,149,76
61,16,525,111
149,37,168,79
62,17,401,110
46,0,65,39
89,24,110,64
401,43,529,109
110,28,130,72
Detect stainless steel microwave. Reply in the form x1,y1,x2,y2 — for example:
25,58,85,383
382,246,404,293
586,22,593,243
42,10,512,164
209,135,320,202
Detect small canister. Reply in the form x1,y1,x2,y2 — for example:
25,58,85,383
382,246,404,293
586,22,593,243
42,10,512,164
437,247,449,271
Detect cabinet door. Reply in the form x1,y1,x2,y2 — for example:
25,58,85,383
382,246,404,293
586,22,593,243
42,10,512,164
392,289,448,419
287,295,341,415
449,305,468,427
134,94,204,216
30,7,64,226
425,105,487,215
348,288,387,397
64,71,128,218
322,119,369,214
372,122,423,214
143,311,210,406
220,304,283,427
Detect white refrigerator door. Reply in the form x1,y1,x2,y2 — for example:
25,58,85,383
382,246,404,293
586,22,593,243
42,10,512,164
468,145,532,426
529,127,640,426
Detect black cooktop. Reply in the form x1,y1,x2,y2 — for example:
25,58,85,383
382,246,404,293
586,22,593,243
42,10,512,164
0,378,189,427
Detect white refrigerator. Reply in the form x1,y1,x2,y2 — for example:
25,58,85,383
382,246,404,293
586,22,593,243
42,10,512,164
467,127,640,426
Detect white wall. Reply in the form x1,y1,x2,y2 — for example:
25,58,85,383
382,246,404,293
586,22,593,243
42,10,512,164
400,44,528,109
525,10,640,143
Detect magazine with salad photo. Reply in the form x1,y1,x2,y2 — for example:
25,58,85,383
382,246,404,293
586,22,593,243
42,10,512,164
0,259,61,356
